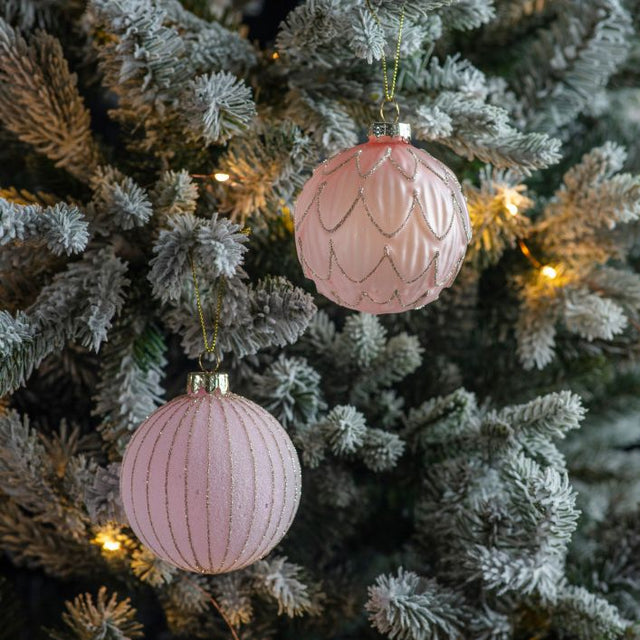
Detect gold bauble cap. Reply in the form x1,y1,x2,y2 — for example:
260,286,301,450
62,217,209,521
368,121,411,141
187,372,229,395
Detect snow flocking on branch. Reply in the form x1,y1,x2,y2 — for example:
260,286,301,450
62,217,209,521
183,71,256,144
148,212,248,303
0,199,89,256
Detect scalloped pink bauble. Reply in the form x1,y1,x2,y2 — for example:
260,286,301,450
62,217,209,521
120,380,301,574
294,134,472,314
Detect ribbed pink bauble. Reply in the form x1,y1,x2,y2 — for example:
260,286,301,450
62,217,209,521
120,372,301,574
294,122,472,314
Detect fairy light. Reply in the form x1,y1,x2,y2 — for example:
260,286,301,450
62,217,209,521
213,172,230,182
272,51,279,60
102,538,121,551
496,186,559,281
93,525,126,553
501,187,522,217
505,201,519,216
517,240,560,280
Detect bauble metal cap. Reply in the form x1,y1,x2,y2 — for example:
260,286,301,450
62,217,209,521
187,372,229,395
368,121,411,141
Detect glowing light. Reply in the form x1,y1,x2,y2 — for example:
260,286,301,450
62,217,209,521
102,538,121,551
505,202,518,216
272,51,280,60
541,265,557,280
214,172,230,182
93,526,125,553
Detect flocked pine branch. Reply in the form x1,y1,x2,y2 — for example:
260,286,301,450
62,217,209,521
150,170,199,218
437,0,496,31
48,587,143,640
0,199,89,256
213,573,254,626
252,556,323,618
463,167,533,267
218,122,314,222
403,56,562,172
0,410,103,577
183,71,256,144
276,1,560,168
513,0,633,134
90,167,153,232
0,20,99,181
2,0,66,30
164,275,317,360
552,586,629,640
1,0,640,638
0,248,129,395
148,211,248,303
93,318,166,456
515,143,640,369
366,568,466,640
366,388,623,640
251,354,326,428
89,0,256,153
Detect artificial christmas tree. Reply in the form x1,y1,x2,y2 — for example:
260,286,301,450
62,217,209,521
2,0,640,639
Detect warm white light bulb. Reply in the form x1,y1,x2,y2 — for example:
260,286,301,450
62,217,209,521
541,265,557,280
102,538,121,551
214,172,230,182
506,202,518,216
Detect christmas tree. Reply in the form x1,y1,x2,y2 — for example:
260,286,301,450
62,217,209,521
2,0,640,638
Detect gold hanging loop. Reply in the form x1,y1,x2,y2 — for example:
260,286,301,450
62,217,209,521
189,250,225,373
198,351,222,374
379,99,401,123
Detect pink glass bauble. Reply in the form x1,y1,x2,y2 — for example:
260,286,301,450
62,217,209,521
294,123,472,314
120,372,301,574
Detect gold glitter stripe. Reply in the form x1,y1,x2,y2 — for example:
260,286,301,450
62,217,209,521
315,184,365,233
225,399,258,571
277,414,302,533
205,395,214,571
452,189,472,241
218,397,235,572
388,151,417,180
328,284,433,311
296,181,326,229
233,396,278,566
299,237,440,285
308,176,461,241
355,147,392,178
234,396,289,560
184,396,206,571
125,398,184,552
413,148,450,186
144,397,192,569
162,398,200,569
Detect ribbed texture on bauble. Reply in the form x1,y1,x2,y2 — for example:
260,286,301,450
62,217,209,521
120,390,302,574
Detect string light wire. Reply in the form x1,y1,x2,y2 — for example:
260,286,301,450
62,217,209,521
186,578,241,640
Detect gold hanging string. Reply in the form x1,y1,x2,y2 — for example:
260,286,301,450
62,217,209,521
188,250,225,372
365,0,407,117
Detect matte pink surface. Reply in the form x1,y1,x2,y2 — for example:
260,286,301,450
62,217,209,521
294,135,472,313
120,390,302,574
